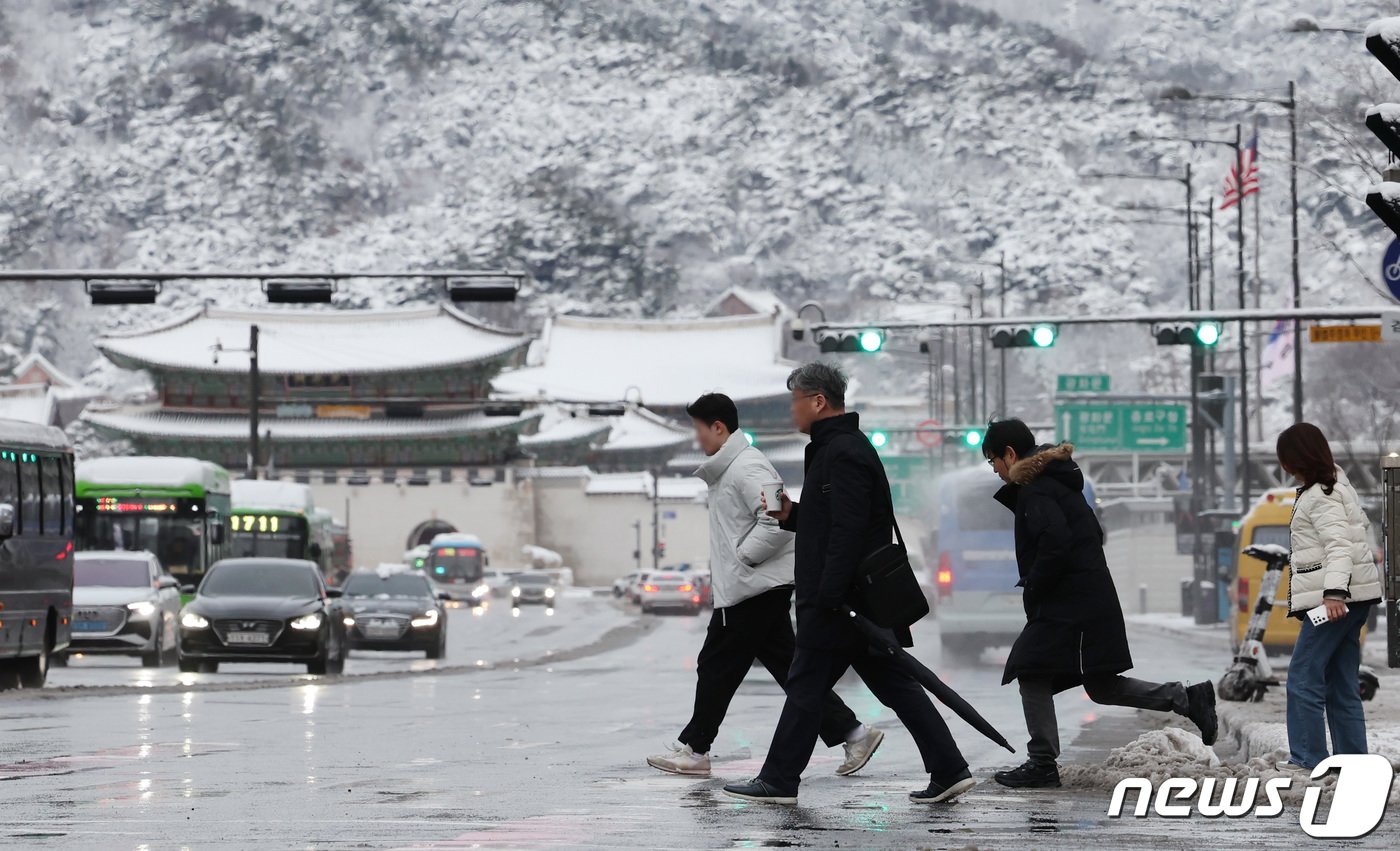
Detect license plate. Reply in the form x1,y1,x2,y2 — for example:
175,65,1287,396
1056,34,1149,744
226,631,271,645
73,621,106,632
365,625,398,639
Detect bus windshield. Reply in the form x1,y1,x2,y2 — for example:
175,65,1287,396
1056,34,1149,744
230,514,309,560
78,513,204,579
428,545,483,582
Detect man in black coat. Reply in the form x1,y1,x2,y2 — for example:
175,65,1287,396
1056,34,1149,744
983,418,1218,789
722,363,975,805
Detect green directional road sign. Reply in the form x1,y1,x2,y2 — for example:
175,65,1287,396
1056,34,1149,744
1056,374,1111,394
1055,403,1187,452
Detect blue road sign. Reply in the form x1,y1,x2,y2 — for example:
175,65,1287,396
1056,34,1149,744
1383,239,1400,302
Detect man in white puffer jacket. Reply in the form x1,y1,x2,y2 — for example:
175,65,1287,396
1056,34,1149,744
647,394,881,778
1277,423,1383,770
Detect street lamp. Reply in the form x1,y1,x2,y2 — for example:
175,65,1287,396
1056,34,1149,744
211,326,261,479
1134,120,1254,507
1156,82,1304,427
945,254,1010,416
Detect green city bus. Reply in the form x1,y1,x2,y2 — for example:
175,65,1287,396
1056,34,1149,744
75,457,231,585
230,479,332,574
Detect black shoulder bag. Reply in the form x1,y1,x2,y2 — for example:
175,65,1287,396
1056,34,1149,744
855,514,929,629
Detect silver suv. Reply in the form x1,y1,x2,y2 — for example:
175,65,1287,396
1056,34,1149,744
65,551,182,668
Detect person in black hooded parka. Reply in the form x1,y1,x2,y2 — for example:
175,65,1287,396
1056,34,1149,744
983,419,1219,789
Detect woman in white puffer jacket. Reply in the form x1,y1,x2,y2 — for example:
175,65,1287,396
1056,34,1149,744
1276,423,1382,770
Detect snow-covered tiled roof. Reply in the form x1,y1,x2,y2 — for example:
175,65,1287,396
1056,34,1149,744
84,410,537,440
583,471,707,501
491,313,796,407
517,413,611,448
602,407,692,453
0,384,55,426
96,305,529,376
13,352,82,388
704,286,792,318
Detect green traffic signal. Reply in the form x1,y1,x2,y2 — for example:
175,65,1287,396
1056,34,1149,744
869,430,889,449
1195,322,1221,346
1031,325,1056,348
858,329,885,353
964,430,984,448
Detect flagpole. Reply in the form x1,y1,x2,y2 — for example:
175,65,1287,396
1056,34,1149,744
1235,122,1250,509
1253,122,1264,440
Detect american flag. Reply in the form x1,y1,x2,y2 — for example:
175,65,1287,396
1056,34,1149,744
1219,133,1259,210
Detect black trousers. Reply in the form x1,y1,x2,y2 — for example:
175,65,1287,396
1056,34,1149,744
757,640,969,793
677,587,860,755
1018,674,1188,766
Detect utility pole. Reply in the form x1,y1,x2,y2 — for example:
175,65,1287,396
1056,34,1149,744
650,469,660,571
249,324,260,479
1288,80,1303,422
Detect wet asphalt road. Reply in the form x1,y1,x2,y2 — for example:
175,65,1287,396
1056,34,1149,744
0,593,1395,849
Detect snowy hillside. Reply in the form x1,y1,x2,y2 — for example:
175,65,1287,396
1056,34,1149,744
0,0,1395,438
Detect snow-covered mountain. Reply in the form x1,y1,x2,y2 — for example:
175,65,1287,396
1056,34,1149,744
1,0,1395,440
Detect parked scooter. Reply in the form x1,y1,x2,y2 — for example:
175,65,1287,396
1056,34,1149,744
1218,543,1379,703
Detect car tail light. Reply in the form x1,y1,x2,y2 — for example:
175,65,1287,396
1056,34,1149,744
1238,578,1250,612
936,552,953,599
643,584,658,593
692,596,701,604
678,584,693,592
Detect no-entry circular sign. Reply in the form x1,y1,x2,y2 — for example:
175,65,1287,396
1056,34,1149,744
917,419,943,447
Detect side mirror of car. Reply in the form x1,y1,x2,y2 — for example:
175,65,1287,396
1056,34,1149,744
179,584,196,595
436,591,451,601
325,587,343,598
158,576,180,589
210,523,226,545
308,543,323,560
0,503,14,540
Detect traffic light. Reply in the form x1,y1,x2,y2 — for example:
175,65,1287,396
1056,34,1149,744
1152,321,1221,347
990,324,1056,349
1197,373,1227,428
869,430,889,450
1365,18,1400,235
963,429,984,448
86,280,160,305
816,329,886,353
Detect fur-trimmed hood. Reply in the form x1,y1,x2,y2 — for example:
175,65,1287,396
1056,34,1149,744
1008,442,1080,487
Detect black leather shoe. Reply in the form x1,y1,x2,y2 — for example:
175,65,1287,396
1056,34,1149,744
910,767,976,803
993,760,1061,789
721,777,797,805
1186,681,1218,745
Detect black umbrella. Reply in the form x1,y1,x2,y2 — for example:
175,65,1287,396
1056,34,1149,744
847,608,1015,753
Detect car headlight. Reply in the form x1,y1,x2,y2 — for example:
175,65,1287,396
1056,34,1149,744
180,611,209,629
290,613,323,631
471,584,490,599
544,588,555,598
410,610,439,628
342,616,356,627
511,587,521,597
127,601,157,618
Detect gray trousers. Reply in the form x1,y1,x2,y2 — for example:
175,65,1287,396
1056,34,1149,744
1019,674,1189,766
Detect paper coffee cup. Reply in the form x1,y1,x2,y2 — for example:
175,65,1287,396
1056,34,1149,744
761,482,785,511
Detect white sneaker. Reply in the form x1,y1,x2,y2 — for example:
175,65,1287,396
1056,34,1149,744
836,725,885,776
647,742,711,776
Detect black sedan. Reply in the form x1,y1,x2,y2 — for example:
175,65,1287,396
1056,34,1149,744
177,558,347,675
341,570,449,659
